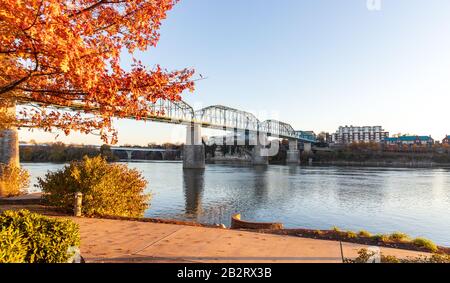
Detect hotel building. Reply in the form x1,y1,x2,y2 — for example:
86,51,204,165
332,125,389,144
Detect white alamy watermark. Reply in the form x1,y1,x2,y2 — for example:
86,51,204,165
367,0,382,11
366,246,381,263
67,246,82,263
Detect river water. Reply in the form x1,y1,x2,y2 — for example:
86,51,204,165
23,162,450,246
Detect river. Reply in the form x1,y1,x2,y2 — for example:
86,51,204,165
22,162,450,246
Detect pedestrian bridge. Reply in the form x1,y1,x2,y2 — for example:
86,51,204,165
17,98,316,168
57,99,316,143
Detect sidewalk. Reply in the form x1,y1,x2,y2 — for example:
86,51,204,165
71,217,431,263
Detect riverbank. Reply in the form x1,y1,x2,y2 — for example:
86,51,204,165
1,200,448,262
311,150,450,168
0,204,435,263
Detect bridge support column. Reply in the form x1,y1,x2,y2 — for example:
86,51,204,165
252,133,268,166
0,105,19,167
303,142,312,153
183,124,205,169
125,151,133,161
286,139,299,165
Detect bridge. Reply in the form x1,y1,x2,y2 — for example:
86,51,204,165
18,143,179,161
2,98,316,169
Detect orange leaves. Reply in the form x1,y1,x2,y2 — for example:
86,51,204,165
1,0,194,144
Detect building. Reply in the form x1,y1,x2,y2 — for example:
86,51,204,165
384,135,434,146
296,131,316,142
443,135,450,145
332,126,389,144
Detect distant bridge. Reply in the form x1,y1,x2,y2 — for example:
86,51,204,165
19,143,179,161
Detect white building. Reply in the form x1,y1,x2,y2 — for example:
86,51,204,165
332,125,389,144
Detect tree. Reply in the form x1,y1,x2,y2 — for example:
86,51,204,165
0,0,195,143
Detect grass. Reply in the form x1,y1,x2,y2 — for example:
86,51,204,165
389,232,410,242
327,227,440,253
345,231,358,239
412,238,438,253
345,249,450,263
358,230,372,237
372,234,390,242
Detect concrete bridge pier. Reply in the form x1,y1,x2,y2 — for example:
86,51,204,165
125,150,133,161
0,105,19,167
252,133,269,166
183,124,205,169
303,142,312,153
286,139,300,165
0,128,20,167
301,142,313,165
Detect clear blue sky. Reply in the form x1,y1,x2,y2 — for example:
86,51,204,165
20,0,450,145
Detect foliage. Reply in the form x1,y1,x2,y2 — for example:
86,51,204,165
38,156,150,218
345,248,450,263
327,228,439,253
345,231,358,239
358,230,372,237
372,234,390,243
412,238,438,253
389,232,410,242
0,0,195,143
20,142,100,163
0,225,27,263
0,210,80,263
0,163,30,197
332,226,341,233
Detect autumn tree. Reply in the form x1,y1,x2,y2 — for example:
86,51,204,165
0,0,195,145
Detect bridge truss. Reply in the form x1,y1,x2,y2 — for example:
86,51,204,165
19,99,316,142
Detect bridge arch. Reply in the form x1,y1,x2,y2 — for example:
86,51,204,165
194,105,260,131
259,120,297,139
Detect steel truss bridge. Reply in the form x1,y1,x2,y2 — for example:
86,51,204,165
141,99,314,142
23,99,316,143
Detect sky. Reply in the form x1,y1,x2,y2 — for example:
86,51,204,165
20,0,450,145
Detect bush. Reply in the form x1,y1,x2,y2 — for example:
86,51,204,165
412,238,438,252
0,164,30,197
0,210,80,263
345,231,358,239
332,226,341,233
38,156,150,218
372,234,390,242
358,230,372,237
345,248,450,263
0,226,27,263
389,232,410,242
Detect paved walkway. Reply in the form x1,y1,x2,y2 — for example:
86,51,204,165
70,217,430,263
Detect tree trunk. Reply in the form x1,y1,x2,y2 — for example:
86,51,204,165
0,104,19,167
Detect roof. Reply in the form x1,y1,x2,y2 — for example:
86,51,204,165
384,136,433,142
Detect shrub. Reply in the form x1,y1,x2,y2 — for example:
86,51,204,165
0,226,27,263
345,231,358,239
412,238,438,252
332,226,341,233
372,234,390,242
0,164,30,197
358,230,372,237
0,210,80,263
389,232,410,242
345,248,450,263
38,156,150,218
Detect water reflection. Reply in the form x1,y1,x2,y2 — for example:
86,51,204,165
183,169,205,217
